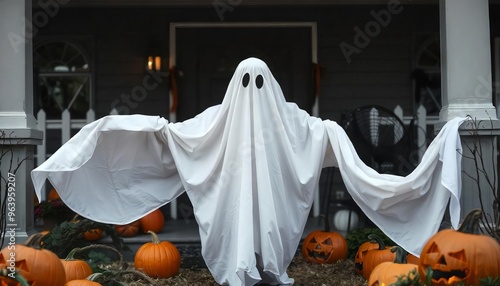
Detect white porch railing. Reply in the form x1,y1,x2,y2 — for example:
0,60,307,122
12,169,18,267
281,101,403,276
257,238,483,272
394,104,439,163
35,108,119,168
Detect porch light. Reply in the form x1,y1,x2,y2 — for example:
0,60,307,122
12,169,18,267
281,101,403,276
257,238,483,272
147,55,161,71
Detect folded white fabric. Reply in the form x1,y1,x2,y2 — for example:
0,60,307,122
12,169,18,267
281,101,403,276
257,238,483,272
32,57,465,286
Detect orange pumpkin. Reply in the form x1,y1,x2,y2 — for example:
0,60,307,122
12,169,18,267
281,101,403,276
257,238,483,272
407,253,420,265
134,230,181,278
48,188,61,201
114,220,140,237
70,215,103,241
354,236,380,275
64,280,101,286
84,228,103,241
0,277,19,286
61,248,93,282
361,234,395,279
0,271,27,286
139,209,165,234
301,215,348,264
419,209,500,286
368,246,418,286
0,233,66,285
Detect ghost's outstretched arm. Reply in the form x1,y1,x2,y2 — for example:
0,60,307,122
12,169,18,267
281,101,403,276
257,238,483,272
31,115,185,225
323,117,465,256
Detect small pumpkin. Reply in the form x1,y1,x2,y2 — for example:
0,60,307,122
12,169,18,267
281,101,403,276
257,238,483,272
362,233,396,279
368,246,418,286
301,215,348,264
84,228,103,241
354,235,381,275
139,209,165,234
60,248,93,282
64,280,101,286
48,188,61,201
418,209,500,286
134,230,181,278
114,220,140,237
70,215,103,241
0,233,66,285
333,209,359,232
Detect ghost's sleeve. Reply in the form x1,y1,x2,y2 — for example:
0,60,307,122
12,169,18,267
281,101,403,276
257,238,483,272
324,117,465,256
31,115,185,224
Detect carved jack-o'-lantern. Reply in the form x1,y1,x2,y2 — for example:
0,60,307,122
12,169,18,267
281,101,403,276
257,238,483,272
419,209,500,286
354,236,380,275
301,215,348,264
361,234,395,279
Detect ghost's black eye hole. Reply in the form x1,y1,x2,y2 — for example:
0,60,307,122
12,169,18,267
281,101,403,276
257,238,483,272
255,75,264,89
242,73,250,87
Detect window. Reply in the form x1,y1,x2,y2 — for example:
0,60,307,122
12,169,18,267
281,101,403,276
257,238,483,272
34,41,92,119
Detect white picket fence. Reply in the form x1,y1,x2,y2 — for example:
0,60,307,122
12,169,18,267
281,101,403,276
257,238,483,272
35,108,118,168
35,105,438,217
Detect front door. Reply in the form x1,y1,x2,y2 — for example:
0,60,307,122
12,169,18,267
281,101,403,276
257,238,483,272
173,24,314,219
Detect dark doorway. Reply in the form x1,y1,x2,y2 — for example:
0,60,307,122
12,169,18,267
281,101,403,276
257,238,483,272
172,24,315,219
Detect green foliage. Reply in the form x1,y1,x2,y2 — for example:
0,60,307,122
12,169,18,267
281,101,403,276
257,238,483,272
390,267,499,286
480,276,500,285
389,268,432,286
345,227,395,259
40,218,130,258
86,250,115,272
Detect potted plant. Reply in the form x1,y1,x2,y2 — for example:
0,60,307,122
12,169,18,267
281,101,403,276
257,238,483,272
34,199,74,230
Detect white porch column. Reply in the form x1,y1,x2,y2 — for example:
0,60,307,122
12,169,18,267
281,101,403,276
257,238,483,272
0,0,43,241
439,0,496,120
439,0,499,222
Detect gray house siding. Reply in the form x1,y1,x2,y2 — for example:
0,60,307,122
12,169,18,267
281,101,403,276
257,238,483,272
34,5,441,123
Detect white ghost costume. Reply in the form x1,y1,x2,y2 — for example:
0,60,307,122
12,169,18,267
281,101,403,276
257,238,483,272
32,58,466,286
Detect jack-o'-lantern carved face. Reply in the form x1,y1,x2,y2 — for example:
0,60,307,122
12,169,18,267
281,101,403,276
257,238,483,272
301,216,348,264
420,242,469,284
0,258,29,286
304,236,335,262
354,240,379,274
418,210,500,286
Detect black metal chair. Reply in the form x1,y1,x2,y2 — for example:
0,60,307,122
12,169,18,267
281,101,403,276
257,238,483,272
342,105,416,175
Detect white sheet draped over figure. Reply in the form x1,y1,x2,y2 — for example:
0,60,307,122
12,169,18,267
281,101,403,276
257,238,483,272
32,58,465,286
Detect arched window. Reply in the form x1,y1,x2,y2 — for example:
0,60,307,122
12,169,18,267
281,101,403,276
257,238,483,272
34,41,92,119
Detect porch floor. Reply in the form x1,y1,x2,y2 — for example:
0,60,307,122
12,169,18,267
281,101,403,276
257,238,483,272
99,216,349,265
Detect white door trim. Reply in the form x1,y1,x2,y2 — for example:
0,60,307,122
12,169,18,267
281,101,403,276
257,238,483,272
168,22,320,218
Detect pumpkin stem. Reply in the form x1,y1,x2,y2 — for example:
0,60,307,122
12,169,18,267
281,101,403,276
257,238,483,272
24,233,45,249
147,230,161,244
390,246,408,264
367,234,386,250
458,209,483,234
319,214,331,232
65,247,82,261
71,213,79,222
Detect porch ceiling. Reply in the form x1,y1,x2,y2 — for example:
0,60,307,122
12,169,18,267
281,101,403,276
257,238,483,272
44,0,440,7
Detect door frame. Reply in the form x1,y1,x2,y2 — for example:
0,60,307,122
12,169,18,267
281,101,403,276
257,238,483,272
168,22,321,219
